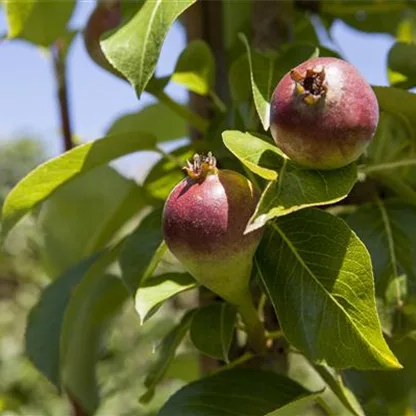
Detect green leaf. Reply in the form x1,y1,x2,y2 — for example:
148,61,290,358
106,103,187,142
386,275,408,308
395,10,416,43
293,11,319,44
256,208,401,370
39,166,146,276
346,201,416,299
135,273,197,324
1,132,156,237
222,130,282,180
312,364,364,416
343,336,416,416
343,369,408,416
25,253,101,388
119,209,165,294
223,131,357,232
286,350,360,416
4,0,75,46
61,273,127,414
249,161,357,232
171,40,215,95
222,0,251,54
267,392,322,416
190,302,236,362
101,0,196,97
159,368,316,416
144,145,192,202
228,54,251,104
240,35,318,130
239,34,278,131
164,353,200,384
377,175,416,208
387,42,416,88
140,310,195,403
362,110,416,206
276,43,320,73
322,1,408,35
363,112,416,191
373,87,416,132
318,45,342,59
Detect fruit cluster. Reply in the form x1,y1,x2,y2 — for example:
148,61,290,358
162,58,378,351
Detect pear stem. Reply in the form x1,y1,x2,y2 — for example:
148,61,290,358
236,295,267,354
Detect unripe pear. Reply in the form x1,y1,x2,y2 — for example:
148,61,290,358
270,57,379,170
163,153,263,307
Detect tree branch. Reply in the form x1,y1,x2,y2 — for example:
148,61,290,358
52,43,73,152
183,1,229,140
252,0,294,51
67,390,88,416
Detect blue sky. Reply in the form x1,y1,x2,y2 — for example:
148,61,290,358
0,2,395,175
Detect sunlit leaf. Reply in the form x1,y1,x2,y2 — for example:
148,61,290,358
135,273,197,324
1,132,157,237
249,161,356,232
223,131,357,232
4,0,75,46
172,40,215,95
256,208,401,370
222,130,282,180
101,0,196,97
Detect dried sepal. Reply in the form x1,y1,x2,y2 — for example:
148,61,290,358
183,152,218,181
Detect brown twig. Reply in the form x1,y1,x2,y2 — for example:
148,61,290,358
52,42,73,152
67,390,88,416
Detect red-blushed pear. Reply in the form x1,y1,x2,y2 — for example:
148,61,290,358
163,153,266,352
270,57,379,170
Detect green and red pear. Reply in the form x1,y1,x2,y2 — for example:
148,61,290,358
270,57,379,170
163,153,266,352
163,153,263,306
